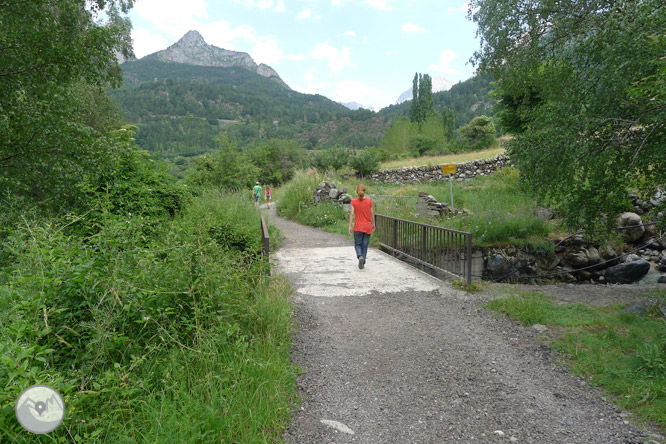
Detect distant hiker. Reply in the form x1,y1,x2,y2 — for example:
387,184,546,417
253,182,262,208
265,185,272,208
349,184,375,269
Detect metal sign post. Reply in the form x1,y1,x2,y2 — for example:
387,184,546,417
441,164,456,211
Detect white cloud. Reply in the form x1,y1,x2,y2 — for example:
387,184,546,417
201,21,256,51
251,36,285,65
309,41,353,72
447,0,469,15
365,0,391,10
298,9,312,19
429,50,460,76
233,0,285,11
131,28,168,58
201,22,301,66
334,80,380,104
345,30,356,37
386,49,398,56
293,68,332,95
402,22,430,34
133,0,209,37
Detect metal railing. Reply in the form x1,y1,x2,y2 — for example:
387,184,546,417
375,214,473,284
260,215,270,275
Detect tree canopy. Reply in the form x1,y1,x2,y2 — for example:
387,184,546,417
1,0,134,211
469,0,666,230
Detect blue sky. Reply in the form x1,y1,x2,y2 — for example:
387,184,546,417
128,0,479,110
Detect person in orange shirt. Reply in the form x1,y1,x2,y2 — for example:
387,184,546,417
348,184,375,269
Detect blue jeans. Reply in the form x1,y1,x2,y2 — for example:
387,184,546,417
354,231,371,261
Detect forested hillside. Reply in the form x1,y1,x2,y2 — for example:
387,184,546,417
378,75,496,128
111,57,384,156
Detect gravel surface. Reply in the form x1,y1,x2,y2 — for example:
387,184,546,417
266,206,662,444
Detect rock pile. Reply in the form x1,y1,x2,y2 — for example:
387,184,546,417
483,211,665,285
629,189,665,217
417,192,464,217
314,181,352,205
371,154,511,184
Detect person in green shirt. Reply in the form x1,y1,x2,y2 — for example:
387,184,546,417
253,182,262,208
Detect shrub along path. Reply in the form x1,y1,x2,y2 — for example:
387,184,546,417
266,205,651,444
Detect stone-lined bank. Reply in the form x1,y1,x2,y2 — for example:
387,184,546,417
371,154,511,184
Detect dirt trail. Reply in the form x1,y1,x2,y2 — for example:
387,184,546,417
265,206,659,444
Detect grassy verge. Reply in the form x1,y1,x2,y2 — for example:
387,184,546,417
378,147,505,170
486,291,666,432
0,191,295,442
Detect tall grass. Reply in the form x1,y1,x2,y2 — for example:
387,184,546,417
0,191,295,442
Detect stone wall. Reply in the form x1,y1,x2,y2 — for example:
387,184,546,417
371,154,511,184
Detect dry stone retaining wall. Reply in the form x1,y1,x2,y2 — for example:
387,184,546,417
371,154,511,184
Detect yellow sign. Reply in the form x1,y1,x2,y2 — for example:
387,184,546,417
441,164,456,175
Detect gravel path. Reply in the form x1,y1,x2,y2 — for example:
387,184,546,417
265,206,658,444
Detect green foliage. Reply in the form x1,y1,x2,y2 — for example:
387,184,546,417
381,110,463,159
470,0,666,230
458,115,497,150
0,0,134,213
309,146,351,172
409,134,439,156
298,202,347,227
275,171,322,220
186,133,260,190
244,138,305,185
0,191,295,442
350,150,380,177
410,73,435,125
380,117,419,156
486,291,666,429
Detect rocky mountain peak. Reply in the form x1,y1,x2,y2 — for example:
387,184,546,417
156,30,288,88
178,30,206,46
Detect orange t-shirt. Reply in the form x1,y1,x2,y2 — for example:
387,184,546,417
351,197,374,234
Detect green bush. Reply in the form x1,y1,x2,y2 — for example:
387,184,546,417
458,115,497,150
350,150,380,177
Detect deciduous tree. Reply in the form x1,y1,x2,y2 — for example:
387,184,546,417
469,0,666,230
1,0,134,210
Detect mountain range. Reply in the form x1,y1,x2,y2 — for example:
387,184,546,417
111,30,495,157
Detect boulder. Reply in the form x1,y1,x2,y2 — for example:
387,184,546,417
605,259,651,284
623,300,653,317
564,246,600,267
616,212,644,242
659,275,666,284
338,193,352,204
486,254,511,276
329,188,339,199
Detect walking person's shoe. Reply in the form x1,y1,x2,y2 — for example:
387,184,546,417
358,256,364,269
